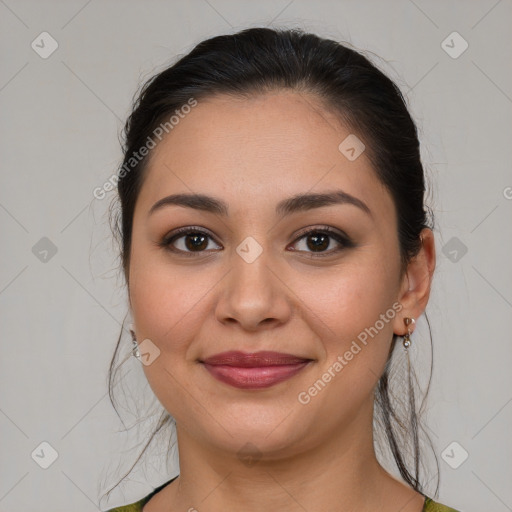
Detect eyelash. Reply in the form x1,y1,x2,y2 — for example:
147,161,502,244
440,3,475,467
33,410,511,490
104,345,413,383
158,225,354,258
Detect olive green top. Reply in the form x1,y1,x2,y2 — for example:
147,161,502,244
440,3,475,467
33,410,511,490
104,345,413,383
104,477,460,512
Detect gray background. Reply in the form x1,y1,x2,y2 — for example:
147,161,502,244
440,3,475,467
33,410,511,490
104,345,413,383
1,1,511,511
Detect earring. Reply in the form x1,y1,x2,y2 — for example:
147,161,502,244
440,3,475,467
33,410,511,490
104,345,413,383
402,317,415,349
130,328,140,359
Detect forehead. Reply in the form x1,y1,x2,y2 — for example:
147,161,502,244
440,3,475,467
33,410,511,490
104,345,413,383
136,90,393,220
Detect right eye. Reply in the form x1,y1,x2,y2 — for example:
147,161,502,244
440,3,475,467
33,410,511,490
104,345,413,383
159,227,222,256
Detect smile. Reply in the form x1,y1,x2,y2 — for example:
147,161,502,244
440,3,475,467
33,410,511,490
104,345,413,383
200,351,313,389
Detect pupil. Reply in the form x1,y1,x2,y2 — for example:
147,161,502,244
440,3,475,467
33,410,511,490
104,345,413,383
307,233,328,252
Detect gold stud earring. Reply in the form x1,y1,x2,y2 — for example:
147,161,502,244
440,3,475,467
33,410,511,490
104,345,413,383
403,317,415,349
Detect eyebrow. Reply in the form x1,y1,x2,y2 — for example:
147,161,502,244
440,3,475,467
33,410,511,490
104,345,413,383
148,190,372,218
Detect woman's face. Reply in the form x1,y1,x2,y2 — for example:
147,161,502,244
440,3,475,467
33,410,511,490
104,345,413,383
128,90,427,458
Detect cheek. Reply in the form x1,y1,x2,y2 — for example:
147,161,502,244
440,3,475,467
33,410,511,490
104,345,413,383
130,273,183,342
128,261,208,422
299,259,399,367
294,265,400,420
315,261,395,322
128,254,216,353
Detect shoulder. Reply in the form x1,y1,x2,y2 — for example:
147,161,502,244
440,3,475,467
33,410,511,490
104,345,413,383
423,497,462,512
103,476,178,512
104,498,146,512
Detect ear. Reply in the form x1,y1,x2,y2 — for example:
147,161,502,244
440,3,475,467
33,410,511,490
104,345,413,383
393,228,436,336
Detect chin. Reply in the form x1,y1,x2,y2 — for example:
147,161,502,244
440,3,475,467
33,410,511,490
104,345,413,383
194,412,310,459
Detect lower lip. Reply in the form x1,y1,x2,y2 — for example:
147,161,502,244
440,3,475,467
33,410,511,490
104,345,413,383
202,362,310,389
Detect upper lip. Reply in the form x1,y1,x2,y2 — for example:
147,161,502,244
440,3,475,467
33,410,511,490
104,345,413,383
201,351,312,367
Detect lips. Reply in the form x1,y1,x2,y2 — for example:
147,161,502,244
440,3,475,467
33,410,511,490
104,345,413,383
202,351,310,367
200,351,312,389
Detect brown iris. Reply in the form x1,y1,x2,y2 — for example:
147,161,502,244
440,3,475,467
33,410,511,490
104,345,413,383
306,232,330,252
185,232,209,251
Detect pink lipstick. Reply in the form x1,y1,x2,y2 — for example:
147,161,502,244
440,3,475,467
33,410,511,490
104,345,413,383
200,351,312,389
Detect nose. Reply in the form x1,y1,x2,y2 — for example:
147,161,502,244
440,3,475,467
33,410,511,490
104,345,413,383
214,245,292,332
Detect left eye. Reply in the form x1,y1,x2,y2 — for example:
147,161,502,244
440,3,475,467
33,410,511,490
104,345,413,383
290,228,350,255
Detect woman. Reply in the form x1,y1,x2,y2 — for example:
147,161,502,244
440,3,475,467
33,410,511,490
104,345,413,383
103,27,460,512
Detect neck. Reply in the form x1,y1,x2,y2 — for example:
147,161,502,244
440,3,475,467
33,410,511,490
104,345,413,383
161,404,423,512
